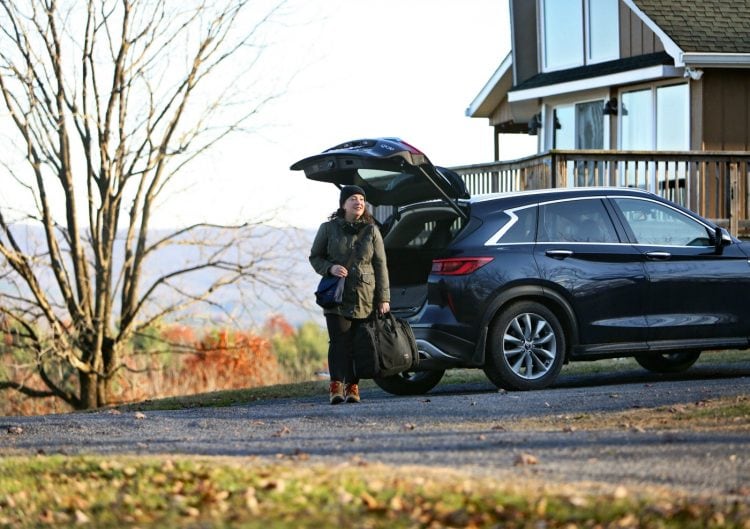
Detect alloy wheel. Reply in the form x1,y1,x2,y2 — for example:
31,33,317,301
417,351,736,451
502,312,557,380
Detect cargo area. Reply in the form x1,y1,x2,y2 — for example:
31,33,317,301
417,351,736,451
381,206,468,316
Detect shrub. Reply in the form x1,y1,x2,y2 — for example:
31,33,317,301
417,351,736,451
265,316,328,382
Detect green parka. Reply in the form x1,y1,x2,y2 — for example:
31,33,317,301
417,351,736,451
309,217,390,319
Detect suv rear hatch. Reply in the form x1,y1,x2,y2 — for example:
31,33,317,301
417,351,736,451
291,137,472,316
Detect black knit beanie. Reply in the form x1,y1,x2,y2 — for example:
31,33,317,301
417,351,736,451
339,185,366,207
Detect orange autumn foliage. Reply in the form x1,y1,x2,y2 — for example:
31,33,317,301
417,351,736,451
1,323,289,416
265,314,295,338
181,328,283,392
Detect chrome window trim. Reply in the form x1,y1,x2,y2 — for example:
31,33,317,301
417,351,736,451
483,194,715,248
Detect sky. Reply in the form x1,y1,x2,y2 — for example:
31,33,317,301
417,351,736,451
0,0,536,231
157,0,537,230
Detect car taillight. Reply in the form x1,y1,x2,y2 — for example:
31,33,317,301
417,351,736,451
431,257,493,276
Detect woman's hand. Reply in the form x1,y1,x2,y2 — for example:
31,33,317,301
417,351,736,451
329,264,348,278
378,301,391,315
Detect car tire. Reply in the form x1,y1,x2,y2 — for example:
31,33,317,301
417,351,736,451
373,369,445,396
483,301,565,391
634,351,701,373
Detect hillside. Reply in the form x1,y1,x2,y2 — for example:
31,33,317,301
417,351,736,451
0,223,324,329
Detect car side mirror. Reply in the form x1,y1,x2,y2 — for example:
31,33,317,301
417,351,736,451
713,226,731,252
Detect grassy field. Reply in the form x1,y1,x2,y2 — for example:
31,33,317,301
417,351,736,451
1,455,748,528
2,351,748,528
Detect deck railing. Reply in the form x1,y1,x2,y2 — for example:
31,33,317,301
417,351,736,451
451,150,750,236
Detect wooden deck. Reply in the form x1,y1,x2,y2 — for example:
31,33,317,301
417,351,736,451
451,150,750,236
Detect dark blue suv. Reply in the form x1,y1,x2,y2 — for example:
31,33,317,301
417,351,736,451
292,138,750,394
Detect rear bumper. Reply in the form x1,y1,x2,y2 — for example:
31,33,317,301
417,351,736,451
411,326,478,368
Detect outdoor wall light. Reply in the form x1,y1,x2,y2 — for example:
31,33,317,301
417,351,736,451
603,97,618,115
528,113,542,135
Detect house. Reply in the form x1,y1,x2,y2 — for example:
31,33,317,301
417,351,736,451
462,0,750,234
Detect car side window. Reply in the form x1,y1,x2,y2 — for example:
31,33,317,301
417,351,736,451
612,198,712,246
538,199,619,243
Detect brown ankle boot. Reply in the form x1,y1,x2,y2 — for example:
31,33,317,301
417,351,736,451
344,383,360,403
329,381,345,405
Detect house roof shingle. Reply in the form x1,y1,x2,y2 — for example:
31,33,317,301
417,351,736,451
632,0,750,53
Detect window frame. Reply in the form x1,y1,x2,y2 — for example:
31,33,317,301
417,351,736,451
617,81,690,152
539,0,620,73
543,90,611,151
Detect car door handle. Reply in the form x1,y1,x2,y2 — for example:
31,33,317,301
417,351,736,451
645,251,671,260
545,249,574,259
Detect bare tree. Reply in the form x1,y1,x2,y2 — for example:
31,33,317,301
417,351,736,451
0,0,303,410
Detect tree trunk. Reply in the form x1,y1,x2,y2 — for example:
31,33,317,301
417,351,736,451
98,337,116,407
79,372,99,410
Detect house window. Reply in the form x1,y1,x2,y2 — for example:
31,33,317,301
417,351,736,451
553,101,604,150
587,0,620,63
620,83,689,151
619,83,689,200
553,100,606,187
541,0,619,72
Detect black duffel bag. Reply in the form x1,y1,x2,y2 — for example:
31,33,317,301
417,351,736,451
353,313,419,379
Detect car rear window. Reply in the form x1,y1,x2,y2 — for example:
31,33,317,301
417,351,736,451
384,209,466,250
499,207,537,243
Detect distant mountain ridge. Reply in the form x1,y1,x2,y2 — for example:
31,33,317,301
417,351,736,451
0,224,324,328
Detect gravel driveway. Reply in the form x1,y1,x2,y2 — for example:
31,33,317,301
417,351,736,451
2,361,749,498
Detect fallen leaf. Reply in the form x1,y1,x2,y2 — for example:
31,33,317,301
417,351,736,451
244,488,260,515
514,453,539,466
566,496,588,508
292,449,309,460
360,491,379,510
73,509,90,524
272,426,291,437
260,479,285,492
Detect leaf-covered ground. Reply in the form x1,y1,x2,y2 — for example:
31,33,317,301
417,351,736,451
1,455,748,528
432,394,750,433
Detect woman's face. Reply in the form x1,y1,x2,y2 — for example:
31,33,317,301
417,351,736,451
342,193,366,220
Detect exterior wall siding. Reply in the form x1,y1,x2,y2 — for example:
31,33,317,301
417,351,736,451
702,70,750,151
619,1,664,58
700,70,750,225
510,0,539,84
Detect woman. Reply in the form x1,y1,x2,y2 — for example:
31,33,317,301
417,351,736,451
309,185,390,404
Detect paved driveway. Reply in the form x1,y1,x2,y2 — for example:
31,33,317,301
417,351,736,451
2,360,749,497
